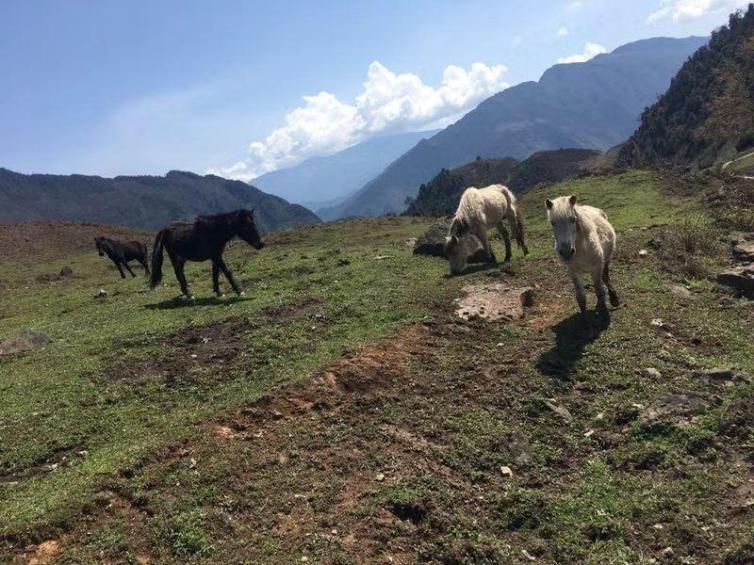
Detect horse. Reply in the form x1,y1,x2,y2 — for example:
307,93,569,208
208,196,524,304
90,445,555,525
546,195,620,326
149,209,264,299
94,237,150,278
444,184,528,275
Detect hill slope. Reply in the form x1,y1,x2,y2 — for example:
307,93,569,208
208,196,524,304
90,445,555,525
252,130,438,210
0,168,320,232
619,5,754,168
328,36,707,219
406,149,600,216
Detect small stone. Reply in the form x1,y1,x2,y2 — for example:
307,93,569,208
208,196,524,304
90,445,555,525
500,465,514,478
661,547,674,557
376,473,385,482
545,401,573,423
639,249,649,257
584,429,595,438
96,288,108,298
653,523,664,530
644,368,662,378
278,453,290,465
521,549,536,561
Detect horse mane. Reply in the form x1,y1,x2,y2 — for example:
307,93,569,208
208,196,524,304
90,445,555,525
451,187,485,237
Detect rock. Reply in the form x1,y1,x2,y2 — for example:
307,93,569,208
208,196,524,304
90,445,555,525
403,238,417,248
717,264,754,297
638,249,649,257
95,288,108,298
644,368,662,379
500,465,514,478
733,241,754,263
667,284,693,299
413,221,489,263
0,330,52,356
545,401,573,423
694,367,752,383
640,392,710,429
719,396,754,438
376,473,385,482
456,284,534,321
59,266,73,278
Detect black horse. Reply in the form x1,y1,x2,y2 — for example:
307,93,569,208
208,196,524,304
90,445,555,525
150,209,264,298
95,237,150,278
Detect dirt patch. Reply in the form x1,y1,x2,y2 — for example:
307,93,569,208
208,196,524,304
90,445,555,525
0,330,51,357
23,539,63,565
103,318,252,384
0,222,149,265
0,446,85,484
262,297,323,321
455,283,534,321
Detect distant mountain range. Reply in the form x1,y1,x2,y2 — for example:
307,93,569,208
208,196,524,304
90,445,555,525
406,149,601,217
327,36,707,219
252,130,438,211
620,6,754,168
0,168,320,232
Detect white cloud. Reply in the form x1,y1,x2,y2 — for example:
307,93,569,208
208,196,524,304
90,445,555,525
567,1,584,11
209,61,508,180
557,26,569,37
557,42,608,64
648,0,749,22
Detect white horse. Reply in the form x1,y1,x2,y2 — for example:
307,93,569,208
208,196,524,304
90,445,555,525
444,184,528,275
546,195,620,322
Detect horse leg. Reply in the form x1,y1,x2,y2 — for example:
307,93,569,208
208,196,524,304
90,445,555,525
124,262,137,278
497,222,512,262
211,260,223,296
592,266,608,317
171,256,190,298
603,261,620,307
476,229,497,265
569,269,589,327
217,257,243,296
113,259,126,279
139,256,150,276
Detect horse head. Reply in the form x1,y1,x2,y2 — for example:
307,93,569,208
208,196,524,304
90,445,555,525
236,209,265,250
546,195,578,261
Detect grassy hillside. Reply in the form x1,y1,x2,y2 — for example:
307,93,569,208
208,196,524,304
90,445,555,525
0,168,320,232
406,149,600,217
2,172,754,563
620,5,754,168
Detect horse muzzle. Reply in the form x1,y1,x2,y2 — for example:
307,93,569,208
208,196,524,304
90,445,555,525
558,247,575,261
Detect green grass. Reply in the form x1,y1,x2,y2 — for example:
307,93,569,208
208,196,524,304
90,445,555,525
3,170,754,564
0,217,452,536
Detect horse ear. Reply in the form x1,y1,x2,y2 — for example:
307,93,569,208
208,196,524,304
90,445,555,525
569,195,577,207
545,199,553,210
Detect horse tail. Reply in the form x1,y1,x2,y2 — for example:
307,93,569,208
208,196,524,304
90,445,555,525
142,242,151,276
502,186,529,255
149,230,167,288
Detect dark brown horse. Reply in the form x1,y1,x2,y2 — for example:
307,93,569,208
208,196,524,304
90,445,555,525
150,209,264,298
94,237,150,278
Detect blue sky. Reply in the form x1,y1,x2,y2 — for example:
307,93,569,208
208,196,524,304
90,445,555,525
1,0,748,179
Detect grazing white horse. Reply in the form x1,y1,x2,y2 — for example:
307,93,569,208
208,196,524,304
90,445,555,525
546,195,620,322
444,184,528,275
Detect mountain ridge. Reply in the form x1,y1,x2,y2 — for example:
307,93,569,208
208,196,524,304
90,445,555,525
0,168,320,232
326,35,707,219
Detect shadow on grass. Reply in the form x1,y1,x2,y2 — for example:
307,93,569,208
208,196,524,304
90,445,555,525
443,262,501,279
536,310,611,380
145,295,248,310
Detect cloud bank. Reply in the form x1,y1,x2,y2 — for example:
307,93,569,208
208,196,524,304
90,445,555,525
557,42,608,64
648,0,750,22
209,61,508,180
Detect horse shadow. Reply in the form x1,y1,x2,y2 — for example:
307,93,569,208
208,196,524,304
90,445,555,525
442,262,501,279
145,295,248,310
535,310,611,380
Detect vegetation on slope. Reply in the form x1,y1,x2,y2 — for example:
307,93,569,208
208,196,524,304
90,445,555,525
0,168,320,232
406,149,600,216
1,172,754,563
619,4,754,168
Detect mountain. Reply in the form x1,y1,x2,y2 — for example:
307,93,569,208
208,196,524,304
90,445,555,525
619,5,754,169
252,130,438,210
406,149,600,217
327,36,708,219
0,168,320,232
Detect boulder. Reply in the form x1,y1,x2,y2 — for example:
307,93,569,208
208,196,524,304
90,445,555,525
694,367,752,383
733,241,754,263
0,330,52,356
717,264,754,297
455,284,534,321
413,221,490,263
640,391,710,430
